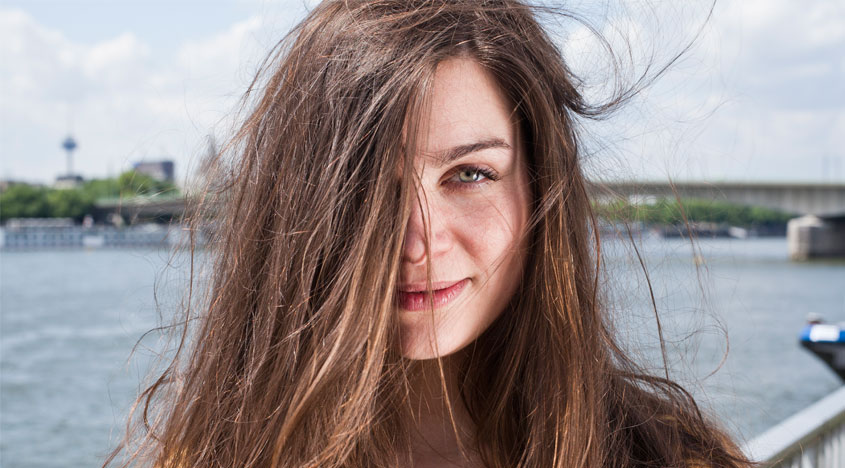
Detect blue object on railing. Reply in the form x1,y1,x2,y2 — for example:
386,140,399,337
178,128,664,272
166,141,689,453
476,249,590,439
799,322,845,382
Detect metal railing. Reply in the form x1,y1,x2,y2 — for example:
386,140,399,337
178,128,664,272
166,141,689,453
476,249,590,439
745,386,845,467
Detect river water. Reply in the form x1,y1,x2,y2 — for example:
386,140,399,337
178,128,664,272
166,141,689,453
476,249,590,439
2,237,844,467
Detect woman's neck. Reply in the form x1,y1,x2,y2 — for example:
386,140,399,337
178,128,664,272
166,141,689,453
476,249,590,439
405,352,482,467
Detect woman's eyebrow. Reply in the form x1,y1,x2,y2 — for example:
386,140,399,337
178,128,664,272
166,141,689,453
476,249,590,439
434,137,511,166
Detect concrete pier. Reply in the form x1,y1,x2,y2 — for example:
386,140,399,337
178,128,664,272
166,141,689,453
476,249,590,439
788,215,845,260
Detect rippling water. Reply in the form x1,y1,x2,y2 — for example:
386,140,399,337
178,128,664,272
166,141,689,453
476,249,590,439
603,236,844,441
1,238,843,467
1,249,176,468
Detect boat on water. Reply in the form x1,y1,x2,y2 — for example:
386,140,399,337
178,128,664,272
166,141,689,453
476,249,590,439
0,218,203,250
800,318,845,381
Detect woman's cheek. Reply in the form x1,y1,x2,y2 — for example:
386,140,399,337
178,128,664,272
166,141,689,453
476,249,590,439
460,206,517,264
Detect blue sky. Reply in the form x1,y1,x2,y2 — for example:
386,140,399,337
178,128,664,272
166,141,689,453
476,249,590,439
3,1,253,50
2,0,843,185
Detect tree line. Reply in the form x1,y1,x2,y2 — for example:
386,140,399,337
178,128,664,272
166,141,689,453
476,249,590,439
595,198,793,228
3,177,792,228
0,171,179,223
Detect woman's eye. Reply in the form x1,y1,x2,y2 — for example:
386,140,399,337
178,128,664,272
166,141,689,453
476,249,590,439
446,166,500,189
458,168,486,183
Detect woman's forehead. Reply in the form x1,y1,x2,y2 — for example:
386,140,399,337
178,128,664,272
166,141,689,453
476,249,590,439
408,57,518,163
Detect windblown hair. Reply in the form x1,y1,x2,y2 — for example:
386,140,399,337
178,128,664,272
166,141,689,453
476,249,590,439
107,1,752,467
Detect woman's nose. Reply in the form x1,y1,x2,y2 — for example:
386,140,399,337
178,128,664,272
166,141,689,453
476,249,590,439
402,194,452,265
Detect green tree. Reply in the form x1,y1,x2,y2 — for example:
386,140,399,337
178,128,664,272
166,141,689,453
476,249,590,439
595,198,791,227
81,178,121,199
0,184,51,221
46,189,95,221
1,171,182,224
117,170,177,197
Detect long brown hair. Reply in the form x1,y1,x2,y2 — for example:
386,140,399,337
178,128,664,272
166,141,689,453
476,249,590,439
107,1,751,467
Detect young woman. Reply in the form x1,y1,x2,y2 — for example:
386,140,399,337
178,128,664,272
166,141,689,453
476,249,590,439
109,1,752,467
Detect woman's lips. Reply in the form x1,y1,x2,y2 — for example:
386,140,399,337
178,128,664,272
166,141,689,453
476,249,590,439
396,279,469,311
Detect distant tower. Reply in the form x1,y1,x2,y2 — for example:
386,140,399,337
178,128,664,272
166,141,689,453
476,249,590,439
55,135,83,189
62,135,77,175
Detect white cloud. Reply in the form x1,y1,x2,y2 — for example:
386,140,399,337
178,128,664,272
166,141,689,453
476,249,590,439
0,7,281,184
177,16,263,82
83,33,151,86
574,0,845,182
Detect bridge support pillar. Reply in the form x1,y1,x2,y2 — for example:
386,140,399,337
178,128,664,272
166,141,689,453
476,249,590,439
788,215,845,260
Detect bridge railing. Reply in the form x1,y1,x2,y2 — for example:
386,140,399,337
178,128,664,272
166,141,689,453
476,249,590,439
745,385,845,467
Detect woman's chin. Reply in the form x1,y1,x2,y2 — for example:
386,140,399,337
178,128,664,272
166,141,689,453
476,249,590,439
399,326,453,360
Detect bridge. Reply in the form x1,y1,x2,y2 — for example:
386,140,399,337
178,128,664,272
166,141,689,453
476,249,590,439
591,181,845,217
590,181,845,260
92,195,188,225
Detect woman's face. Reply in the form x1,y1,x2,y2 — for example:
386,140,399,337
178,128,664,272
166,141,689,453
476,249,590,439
397,57,531,360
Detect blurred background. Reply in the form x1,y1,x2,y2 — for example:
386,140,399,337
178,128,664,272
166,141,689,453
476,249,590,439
1,1,843,467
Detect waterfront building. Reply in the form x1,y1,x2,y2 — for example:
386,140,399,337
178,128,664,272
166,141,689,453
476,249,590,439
133,160,175,182
54,174,84,189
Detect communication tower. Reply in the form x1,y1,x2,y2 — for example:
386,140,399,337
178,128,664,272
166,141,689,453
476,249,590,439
62,136,77,175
